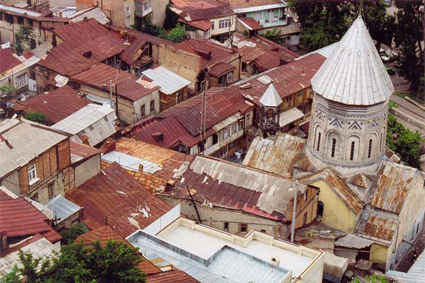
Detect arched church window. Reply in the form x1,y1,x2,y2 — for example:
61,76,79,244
317,132,321,151
368,139,373,159
350,141,355,161
331,138,336,158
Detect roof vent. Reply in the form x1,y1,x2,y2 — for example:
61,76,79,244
271,256,280,266
152,132,163,142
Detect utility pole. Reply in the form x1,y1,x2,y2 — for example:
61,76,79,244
290,187,298,243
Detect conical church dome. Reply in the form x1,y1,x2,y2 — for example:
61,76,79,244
311,16,394,105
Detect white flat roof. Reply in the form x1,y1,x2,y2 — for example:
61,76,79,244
161,226,312,276
0,4,42,17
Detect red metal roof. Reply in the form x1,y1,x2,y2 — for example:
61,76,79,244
254,50,282,72
66,162,172,238
176,39,236,69
130,87,253,148
0,197,62,243
108,25,177,47
238,17,262,30
70,141,102,160
235,53,326,106
119,38,149,66
14,85,90,124
147,269,199,283
171,0,234,21
70,63,159,101
209,62,236,77
0,48,21,73
239,46,265,64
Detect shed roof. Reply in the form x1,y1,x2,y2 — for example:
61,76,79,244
177,155,306,220
311,16,394,105
227,0,284,10
0,48,22,73
243,133,306,178
170,0,234,21
71,63,159,101
141,66,190,95
0,119,68,178
209,62,236,77
14,85,90,124
66,162,172,237
70,141,102,163
119,37,148,66
334,234,374,249
356,210,398,246
238,17,263,30
46,195,81,224
0,197,61,243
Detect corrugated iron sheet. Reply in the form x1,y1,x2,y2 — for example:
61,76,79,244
335,234,374,249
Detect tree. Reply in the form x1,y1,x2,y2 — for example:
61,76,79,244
165,24,186,42
289,1,352,52
386,112,423,169
24,112,47,124
15,25,35,55
60,222,89,245
0,265,20,283
394,1,424,95
10,240,146,283
262,28,282,43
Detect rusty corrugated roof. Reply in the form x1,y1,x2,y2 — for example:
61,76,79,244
238,17,262,30
0,48,21,73
356,211,398,246
119,38,149,66
243,133,306,178
70,63,159,101
209,62,235,77
66,162,172,238
147,269,199,283
171,0,234,21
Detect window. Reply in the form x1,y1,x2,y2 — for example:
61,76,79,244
150,100,155,112
286,96,292,102
297,90,303,97
17,17,24,25
219,19,232,29
331,138,336,158
28,164,37,185
48,182,54,200
368,139,373,158
224,222,229,231
5,14,13,24
304,191,307,201
303,212,307,225
316,132,321,151
350,141,355,161
16,74,28,89
240,223,248,233
31,192,39,202
140,104,146,117
211,21,215,30
246,113,252,126
231,123,237,135
223,126,230,139
238,119,245,131
88,125,94,131
212,133,218,145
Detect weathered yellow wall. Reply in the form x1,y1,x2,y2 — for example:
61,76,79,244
311,180,358,233
370,243,389,264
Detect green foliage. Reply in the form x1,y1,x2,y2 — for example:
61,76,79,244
24,111,47,124
350,274,389,283
159,24,186,43
261,28,282,43
15,25,34,55
394,1,424,94
7,241,146,283
387,112,423,168
0,265,20,283
60,223,89,245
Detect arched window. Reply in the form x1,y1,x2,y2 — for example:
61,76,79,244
331,138,337,158
350,141,355,161
368,139,373,158
317,132,321,151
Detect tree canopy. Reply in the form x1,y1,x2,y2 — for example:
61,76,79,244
15,25,34,55
24,112,47,125
3,240,146,283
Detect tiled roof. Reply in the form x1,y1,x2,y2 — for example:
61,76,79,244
0,48,21,73
70,63,159,101
238,17,262,30
234,53,325,106
176,39,236,69
119,38,148,66
14,85,90,124
0,197,62,243
66,162,172,237
131,87,252,148
147,269,199,283
171,0,234,21
176,155,307,221
311,16,394,105
108,25,177,47
209,62,235,77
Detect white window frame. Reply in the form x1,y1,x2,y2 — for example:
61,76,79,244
223,126,230,139
28,164,39,185
219,20,224,29
16,73,28,89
